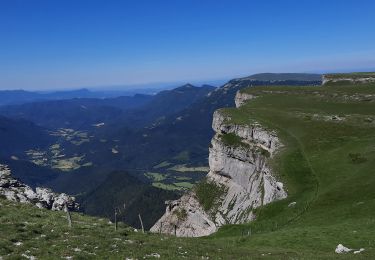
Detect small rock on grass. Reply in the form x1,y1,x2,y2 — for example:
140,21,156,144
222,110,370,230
21,253,36,260
354,248,365,254
335,244,352,253
144,253,160,258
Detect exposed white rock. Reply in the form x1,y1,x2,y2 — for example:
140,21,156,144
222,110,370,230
354,248,365,254
335,244,365,254
323,75,375,85
151,194,217,237
21,253,37,260
151,98,287,237
144,253,161,258
0,164,79,211
35,187,54,206
235,91,256,107
52,192,77,211
211,110,281,156
335,244,352,254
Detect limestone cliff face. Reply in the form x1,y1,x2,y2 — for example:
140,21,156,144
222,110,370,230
234,91,256,107
150,91,287,237
0,164,79,211
322,74,375,85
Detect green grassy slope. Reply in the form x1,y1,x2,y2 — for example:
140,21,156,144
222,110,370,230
0,198,293,259
213,81,375,258
1,80,374,259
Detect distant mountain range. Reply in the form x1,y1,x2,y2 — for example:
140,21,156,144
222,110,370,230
0,87,170,106
0,73,322,106
0,94,153,129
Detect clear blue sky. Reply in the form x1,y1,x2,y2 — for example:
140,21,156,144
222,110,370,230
1,0,375,90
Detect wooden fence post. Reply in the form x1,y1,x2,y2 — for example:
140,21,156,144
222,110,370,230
114,208,118,231
64,203,72,228
138,214,145,233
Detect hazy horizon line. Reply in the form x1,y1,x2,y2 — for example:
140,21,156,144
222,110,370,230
1,68,374,92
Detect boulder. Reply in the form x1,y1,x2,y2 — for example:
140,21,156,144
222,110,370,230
0,164,79,211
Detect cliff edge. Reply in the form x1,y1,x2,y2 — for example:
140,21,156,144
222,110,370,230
322,72,375,85
150,91,287,237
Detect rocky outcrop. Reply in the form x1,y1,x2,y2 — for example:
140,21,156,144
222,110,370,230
322,74,375,85
234,91,256,107
151,92,287,237
152,195,217,237
0,164,79,211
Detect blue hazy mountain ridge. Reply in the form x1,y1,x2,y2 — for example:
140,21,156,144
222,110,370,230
0,84,214,130
0,73,320,106
110,84,217,129
0,87,168,106
0,94,153,129
0,89,93,106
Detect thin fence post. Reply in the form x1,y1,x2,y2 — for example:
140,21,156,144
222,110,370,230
114,208,118,231
64,203,72,228
138,214,145,233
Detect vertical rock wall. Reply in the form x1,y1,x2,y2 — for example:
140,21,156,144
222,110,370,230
150,91,287,237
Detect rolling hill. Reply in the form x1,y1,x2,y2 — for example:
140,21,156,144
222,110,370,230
0,116,54,157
